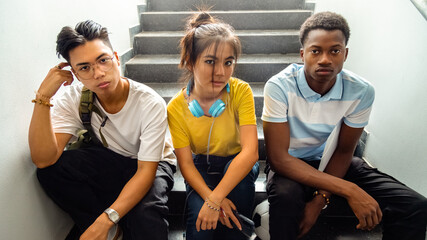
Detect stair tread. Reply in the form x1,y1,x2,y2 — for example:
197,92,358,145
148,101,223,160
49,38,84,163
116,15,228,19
143,9,311,14
144,82,265,97
127,53,300,64
135,29,299,37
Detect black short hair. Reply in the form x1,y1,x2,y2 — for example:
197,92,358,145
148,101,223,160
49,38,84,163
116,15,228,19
56,20,113,62
299,12,350,47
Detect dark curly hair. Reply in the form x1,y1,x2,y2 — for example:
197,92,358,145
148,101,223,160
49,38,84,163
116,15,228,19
299,12,350,47
56,20,113,62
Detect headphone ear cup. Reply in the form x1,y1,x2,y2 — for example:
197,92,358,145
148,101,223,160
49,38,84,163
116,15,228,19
188,99,204,118
209,99,226,117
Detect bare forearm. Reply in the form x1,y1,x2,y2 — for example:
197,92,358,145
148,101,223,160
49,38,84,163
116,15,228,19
28,104,62,167
270,154,356,198
210,124,258,202
29,64,74,168
318,150,354,197
180,161,213,200
211,150,258,201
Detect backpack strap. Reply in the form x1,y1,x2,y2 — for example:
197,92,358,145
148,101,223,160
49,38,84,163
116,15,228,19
79,87,109,147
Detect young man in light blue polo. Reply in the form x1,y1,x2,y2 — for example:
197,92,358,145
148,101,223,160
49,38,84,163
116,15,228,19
262,11,427,240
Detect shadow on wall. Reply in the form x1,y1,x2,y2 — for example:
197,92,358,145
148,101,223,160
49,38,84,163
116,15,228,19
411,0,427,20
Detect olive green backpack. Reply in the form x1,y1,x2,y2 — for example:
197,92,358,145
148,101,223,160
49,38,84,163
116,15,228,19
66,87,109,150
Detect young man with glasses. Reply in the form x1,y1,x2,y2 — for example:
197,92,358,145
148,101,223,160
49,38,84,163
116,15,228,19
28,20,176,240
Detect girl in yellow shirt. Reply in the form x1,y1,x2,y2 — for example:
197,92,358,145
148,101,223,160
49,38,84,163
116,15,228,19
167,11,259,240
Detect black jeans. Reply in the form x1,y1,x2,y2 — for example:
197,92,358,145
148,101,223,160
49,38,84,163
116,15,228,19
267,157,427,240
37,146,175,240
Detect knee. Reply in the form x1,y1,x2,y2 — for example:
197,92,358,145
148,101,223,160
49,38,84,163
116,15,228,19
186,192,204,223
268,178,305,212
127,200,168,225
411,196,427,222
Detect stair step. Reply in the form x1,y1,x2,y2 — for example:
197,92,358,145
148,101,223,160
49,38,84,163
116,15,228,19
134,29,300,55
144,82,264,99
125,53,300,84
144,82,266,118
140,10,312,31
149,0,305,11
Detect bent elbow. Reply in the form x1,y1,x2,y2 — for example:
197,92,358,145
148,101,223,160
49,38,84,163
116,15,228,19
253,151,259,164
266,152,286,173
30,151,59,169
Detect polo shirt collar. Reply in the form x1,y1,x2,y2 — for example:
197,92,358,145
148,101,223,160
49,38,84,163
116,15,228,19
297,67,343,101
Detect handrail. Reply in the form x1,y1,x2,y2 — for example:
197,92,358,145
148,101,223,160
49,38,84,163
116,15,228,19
411,0,427,20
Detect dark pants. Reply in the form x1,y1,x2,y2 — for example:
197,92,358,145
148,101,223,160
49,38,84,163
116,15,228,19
185,154,259,240
37,146,175,240
267,157,427,240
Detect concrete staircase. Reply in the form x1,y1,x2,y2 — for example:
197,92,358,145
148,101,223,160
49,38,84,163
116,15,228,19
123,0,382,239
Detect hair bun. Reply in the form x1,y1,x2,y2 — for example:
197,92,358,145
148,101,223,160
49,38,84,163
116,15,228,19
188,12,215,29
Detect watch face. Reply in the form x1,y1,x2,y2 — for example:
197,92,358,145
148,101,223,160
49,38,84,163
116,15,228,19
110,212,119,222
105,208,120,224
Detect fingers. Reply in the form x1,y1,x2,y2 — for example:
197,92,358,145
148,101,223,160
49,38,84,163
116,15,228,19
56,62,69,69
298,225,310,239
356,205,383,230
229,211,242,230
54,63,74,86
356,215,367,230
219,216,226,226
196,218,201,232
196,204,220,232
349,190,383,231
366,217,374,230
222,216,233,229
197,217,218,231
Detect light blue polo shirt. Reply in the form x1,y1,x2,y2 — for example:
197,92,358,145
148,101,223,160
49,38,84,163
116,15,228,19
262,64,375,160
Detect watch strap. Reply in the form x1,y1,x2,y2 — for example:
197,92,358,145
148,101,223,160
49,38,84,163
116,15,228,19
104,208,120,224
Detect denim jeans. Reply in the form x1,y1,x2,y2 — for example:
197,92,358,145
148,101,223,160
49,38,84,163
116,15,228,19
185,154,259,240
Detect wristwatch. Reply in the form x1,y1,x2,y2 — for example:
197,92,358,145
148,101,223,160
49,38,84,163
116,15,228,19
104,208,120,224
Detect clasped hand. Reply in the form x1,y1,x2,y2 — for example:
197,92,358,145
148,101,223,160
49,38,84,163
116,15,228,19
348,188,383,231
196,198,242,232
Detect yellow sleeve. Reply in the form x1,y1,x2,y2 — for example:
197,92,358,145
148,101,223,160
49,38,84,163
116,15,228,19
231,79,257,126
167,92,190,149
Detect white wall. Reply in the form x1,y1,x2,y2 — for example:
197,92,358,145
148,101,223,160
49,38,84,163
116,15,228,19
315,0,427,196
0,0,144,239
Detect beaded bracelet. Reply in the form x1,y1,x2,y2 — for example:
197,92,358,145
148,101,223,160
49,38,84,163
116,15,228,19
34,91,52,102
313,190,330,209
32,99,53,107
205,200,221,212
206,197,221,207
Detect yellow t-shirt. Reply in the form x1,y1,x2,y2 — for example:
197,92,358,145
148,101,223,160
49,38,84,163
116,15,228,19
167,77,256,157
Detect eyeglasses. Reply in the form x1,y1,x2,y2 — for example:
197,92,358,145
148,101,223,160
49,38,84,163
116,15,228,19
74,56,115,80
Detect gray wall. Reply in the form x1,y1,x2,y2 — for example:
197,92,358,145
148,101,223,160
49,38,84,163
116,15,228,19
316,0,427,196
0,0,144,239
